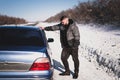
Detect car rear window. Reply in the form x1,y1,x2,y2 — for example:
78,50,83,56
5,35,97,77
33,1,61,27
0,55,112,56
0,28,45,47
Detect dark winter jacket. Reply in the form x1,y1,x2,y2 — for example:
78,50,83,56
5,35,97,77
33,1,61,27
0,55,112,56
44,19,80,48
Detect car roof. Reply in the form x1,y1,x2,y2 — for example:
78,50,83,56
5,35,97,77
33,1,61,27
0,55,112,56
0,25,41,31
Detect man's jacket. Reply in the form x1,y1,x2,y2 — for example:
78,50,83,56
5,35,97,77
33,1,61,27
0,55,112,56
44,19,80,48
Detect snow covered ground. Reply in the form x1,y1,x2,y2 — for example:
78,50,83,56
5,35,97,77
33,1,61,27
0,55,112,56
78,24,120,80
36,22,120,80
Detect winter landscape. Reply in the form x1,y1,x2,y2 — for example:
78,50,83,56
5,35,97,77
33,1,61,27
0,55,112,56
0,0,120,80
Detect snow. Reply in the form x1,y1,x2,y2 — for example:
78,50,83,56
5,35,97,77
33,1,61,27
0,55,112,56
37,22,119,80
78,24,120,79
78,24,120,59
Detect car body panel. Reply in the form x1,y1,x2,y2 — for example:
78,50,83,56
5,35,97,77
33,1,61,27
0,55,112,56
0,50,45,71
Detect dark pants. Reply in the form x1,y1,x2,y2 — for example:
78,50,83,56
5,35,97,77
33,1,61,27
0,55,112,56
61,47,79,73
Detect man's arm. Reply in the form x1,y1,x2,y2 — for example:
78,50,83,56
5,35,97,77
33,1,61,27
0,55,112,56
72,24,80,47
44,23,61,31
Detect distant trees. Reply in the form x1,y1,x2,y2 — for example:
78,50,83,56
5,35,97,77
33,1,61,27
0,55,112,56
45,0,120,25
0,14,27,25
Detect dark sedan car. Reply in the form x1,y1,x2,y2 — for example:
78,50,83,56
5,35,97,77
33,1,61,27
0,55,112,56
0,26,54,80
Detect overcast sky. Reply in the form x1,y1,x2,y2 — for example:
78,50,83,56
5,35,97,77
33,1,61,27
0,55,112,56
0,0,88,22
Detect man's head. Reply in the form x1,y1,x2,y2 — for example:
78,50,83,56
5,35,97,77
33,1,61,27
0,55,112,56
60,16,69,25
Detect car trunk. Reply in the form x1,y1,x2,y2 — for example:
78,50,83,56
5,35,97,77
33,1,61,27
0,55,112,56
0,46,46,72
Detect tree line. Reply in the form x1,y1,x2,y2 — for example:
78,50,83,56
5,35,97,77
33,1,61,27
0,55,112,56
0,14,27,25
45,0,120,25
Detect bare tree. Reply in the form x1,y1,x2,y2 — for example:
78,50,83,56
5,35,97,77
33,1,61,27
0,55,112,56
45,0,120,25
0,14,27,25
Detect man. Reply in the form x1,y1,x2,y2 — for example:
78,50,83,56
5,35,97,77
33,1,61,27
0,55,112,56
42,16,80,79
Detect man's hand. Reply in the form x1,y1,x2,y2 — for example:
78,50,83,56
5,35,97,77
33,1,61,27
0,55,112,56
39,26,45,30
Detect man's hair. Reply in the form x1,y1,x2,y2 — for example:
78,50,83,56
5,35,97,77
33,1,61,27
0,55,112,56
60,15,68,21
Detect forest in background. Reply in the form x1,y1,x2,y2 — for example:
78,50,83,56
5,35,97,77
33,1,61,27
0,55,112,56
0,14,26,25
45,0,120,25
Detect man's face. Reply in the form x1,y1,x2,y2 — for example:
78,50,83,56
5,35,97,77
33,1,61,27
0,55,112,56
61,18,69,26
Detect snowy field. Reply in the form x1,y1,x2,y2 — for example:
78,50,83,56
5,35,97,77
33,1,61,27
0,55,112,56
78,24,120,80
36,22,120,80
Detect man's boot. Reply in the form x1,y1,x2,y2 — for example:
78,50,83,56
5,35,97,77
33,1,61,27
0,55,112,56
73,72,78,79
59,71,70,76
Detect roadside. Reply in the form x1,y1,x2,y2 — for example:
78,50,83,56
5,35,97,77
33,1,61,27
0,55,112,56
37,22,116,80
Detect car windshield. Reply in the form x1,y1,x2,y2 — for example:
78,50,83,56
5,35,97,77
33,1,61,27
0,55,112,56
0,28,45,47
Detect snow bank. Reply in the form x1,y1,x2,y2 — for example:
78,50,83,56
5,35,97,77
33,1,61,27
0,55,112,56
78,24,120,79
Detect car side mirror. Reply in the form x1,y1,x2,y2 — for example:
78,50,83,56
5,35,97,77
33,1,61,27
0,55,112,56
47,38,54,43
